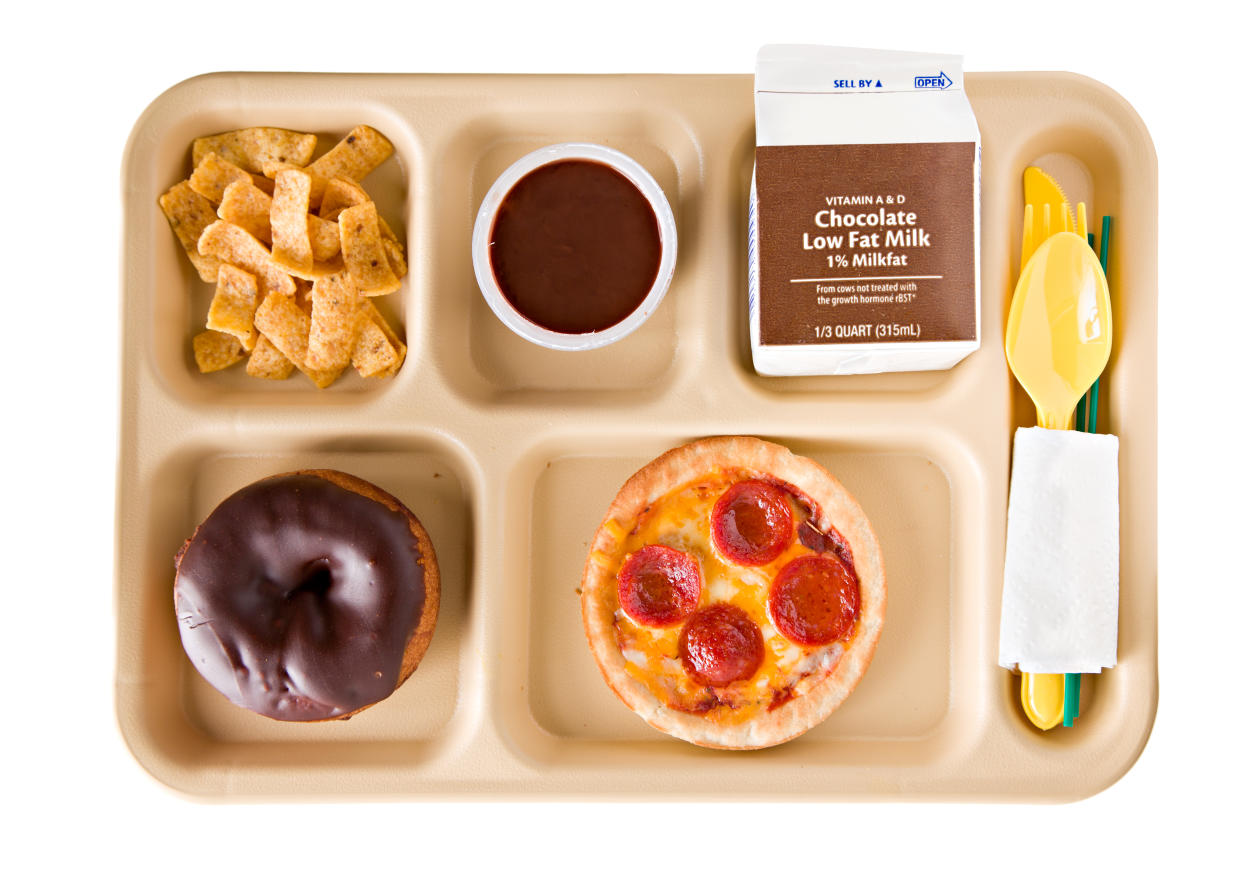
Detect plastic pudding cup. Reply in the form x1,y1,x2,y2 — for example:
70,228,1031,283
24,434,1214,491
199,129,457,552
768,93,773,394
471,143,677,351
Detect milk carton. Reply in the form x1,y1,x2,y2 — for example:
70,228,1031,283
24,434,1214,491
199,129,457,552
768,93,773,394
749,45,982,375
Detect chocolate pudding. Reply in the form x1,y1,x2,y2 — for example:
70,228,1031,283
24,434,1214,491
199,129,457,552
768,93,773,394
488,159,662,335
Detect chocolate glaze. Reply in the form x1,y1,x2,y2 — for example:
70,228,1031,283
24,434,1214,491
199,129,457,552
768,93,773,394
174,473,427,721
489,159,662,334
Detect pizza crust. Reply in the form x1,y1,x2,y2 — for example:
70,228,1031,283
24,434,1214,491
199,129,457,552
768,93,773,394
580,435,885,750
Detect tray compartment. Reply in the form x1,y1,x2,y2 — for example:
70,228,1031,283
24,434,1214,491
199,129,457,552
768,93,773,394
497,433,961,769
117,435,477,787
432,104,703,403
135,75,422,406
984,80,1159,739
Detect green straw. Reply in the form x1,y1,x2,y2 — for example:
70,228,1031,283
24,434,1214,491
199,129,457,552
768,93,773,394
1064,216,1112,727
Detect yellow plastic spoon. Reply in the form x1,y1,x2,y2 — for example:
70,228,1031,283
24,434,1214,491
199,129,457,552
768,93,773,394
1013,186,1074,729
1007,230,1112,428
1005,227,1113,729
1021,671,1067,731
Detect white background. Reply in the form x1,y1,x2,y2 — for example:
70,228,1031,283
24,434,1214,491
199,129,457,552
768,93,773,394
5,0,1239,866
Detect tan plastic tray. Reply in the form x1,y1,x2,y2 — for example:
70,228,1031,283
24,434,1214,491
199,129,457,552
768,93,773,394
116,71,1157,801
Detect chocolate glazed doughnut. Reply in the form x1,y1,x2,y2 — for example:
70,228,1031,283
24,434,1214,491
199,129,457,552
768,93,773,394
174,470,440,722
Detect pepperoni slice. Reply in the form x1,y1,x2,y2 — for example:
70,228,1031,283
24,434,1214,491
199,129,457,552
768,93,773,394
617,544,701,628
710,479,793,566
769,554,860,646
677,603,765,687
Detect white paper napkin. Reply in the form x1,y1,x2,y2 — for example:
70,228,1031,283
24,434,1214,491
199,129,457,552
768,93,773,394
998,427,1119,674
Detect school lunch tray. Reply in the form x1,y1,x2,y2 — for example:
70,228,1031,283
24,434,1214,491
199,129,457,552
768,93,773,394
115,71,1157,801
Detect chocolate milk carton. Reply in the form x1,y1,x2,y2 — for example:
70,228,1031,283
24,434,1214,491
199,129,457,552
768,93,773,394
749,45,982,375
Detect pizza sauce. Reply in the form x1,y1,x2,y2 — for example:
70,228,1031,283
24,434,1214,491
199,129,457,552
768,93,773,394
606,469,861,723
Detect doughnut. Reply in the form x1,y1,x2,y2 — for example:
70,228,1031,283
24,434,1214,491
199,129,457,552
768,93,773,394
173,469,439,721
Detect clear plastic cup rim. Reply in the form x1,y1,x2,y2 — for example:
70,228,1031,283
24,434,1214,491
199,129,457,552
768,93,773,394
471,143,678,351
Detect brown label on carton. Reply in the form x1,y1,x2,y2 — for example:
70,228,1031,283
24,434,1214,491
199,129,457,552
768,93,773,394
755,142,976,345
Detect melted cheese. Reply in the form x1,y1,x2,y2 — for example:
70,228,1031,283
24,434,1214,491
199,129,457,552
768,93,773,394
604,470,856,724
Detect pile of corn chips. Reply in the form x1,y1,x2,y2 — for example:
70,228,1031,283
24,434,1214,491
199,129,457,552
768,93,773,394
159,125,408,388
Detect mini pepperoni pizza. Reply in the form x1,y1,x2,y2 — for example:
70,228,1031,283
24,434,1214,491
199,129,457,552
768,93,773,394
581,436,885,750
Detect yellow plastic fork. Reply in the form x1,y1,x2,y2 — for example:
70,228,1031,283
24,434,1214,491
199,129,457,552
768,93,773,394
1021,166,1075,264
